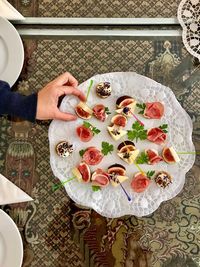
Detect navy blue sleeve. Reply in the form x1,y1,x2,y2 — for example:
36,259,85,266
0,80,37,122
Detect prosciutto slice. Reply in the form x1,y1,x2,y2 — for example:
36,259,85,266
91,169,109,187
144,102,164,119
131,173,150,193
82,147,104,165
147,127,167,145
76,125,93,142
145,149,163,165
93,104,107,122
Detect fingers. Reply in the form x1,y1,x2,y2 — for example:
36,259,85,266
59,86,86,101
53,72,78,87
54,110,77,121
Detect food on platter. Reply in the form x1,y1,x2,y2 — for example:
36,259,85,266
137,102,164,119
82,147,104,165
117,141,140,164
145,149,163,164
107,164,128,187
107,163,126,176
91,169,110,187
131,172,150,193
154,171,172,188
127,121,147,142
72,162,91,183
109,174,129,187
162,147,180,164
147,125,168,145
76,125,93,142
96,82,112,98
56,141,73,158
116,96,137,117
111,114,128,127
76,122,100,142
93,104,110,122
75,101,93,119
107,125,127,140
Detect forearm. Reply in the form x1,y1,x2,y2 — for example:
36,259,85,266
0,81,38,122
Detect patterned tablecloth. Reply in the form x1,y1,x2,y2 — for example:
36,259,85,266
0,35,199,267
8,0,180,17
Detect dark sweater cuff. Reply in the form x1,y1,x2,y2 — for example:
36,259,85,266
0,80,38,122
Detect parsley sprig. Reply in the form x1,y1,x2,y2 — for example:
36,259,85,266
127,121,147,142
105,107,111,115
83,121,101,135
101,141,114,156
136,151,149,164
79,149,86,157
92,185,101,192
159,124,168,133
136,103,146,114
146,171,155,179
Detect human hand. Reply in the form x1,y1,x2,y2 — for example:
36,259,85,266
36,72,86,121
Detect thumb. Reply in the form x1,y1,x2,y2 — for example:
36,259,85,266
54,110,77,121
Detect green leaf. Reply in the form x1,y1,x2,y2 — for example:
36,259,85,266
146,170,155,179
83,121,101,135
136,103,146,114
79,149,86,157
136,152,149,164
105,107,111,115
101,141,114,156
127,122,147,142
159,124,168,133
83,121,91,128
92,185,101,192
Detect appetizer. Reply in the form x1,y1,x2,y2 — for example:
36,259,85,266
76,122,100,142
75,101,93,120
96,82,112,98
117,141,140,164
91,169,110,187
154,171,172,188
107,163,126,176
145,149,163,165
72,162,91,183
107,164,129,187
56,141,73,158
131,172,150,193
136,149,163,165
147,125,168,145
82,147,104,165
111,114,128,127
107,125,127,141
162,147,180,164
93,104,109,122
116,95,137,117
137,102,164,119
76,125,93,142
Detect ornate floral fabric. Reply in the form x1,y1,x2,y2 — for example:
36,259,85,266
0,38,199,267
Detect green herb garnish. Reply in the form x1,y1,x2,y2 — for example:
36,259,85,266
92,185,101,192
101,141,114,156
127,121,147,142
136,103,146,114
79,149,86,157
83,121,101,135
159,124,168,133
105,107,111,115
136,152,149,164
146,171,155,179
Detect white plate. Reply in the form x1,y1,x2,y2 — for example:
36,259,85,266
0,16,24,86
49,72,195,218
0,209,23,267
